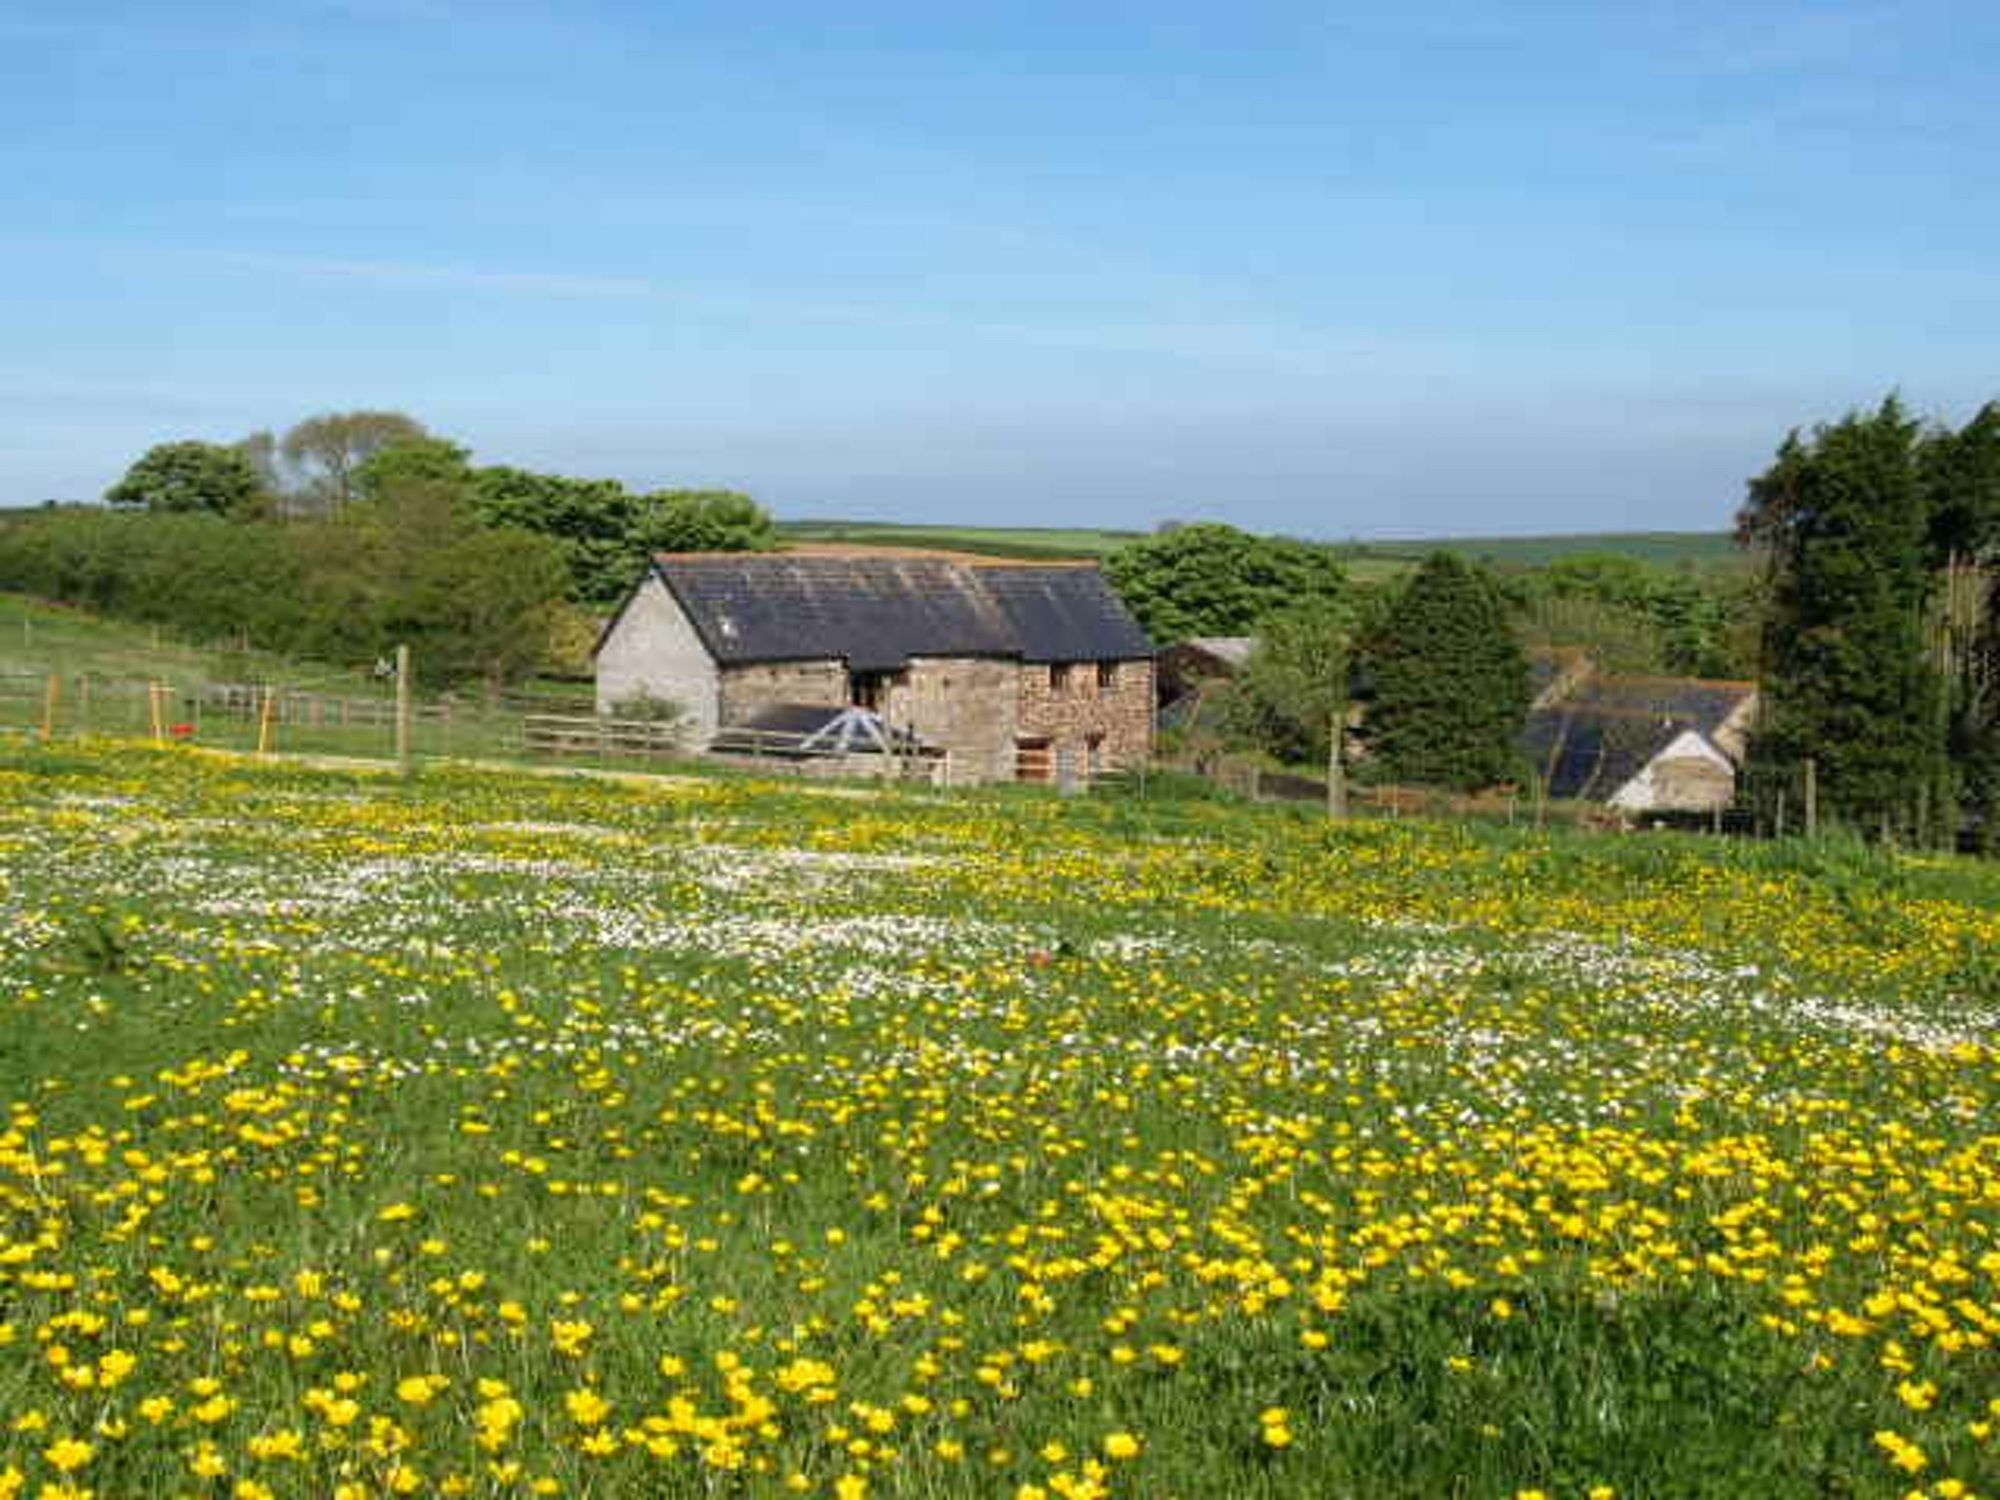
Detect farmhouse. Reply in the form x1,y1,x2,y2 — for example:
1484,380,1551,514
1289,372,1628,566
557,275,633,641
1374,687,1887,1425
595,550,1155,783
1522,672,1759,817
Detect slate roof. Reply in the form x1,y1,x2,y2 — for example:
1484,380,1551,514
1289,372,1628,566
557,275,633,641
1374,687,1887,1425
1521,707,1696,801
1520,675,1754,801
1176,637,1257,671
1156,638,1257,703
1526,646,1592,707
1557,674,1755,735
646,554,1152,672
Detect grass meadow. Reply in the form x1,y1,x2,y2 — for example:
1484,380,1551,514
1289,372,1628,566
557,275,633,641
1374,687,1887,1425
772,521,1743,577
0,743,1996,1498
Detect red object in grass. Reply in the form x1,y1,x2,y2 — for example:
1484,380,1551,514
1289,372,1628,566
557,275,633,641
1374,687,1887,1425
169,723,195,740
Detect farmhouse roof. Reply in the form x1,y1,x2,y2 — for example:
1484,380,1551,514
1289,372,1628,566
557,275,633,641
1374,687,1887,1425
1170,636,1257,671
1557,673,1756,735
1520,675,1756,801
643,553,1152,672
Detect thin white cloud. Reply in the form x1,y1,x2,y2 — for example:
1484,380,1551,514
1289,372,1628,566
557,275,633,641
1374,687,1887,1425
198,249,660,300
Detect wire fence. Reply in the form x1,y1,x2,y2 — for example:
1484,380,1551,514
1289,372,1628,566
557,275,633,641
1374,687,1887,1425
0,668,593,763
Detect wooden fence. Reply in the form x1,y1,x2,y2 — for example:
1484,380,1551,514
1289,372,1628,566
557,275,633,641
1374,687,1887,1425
522,713,687,763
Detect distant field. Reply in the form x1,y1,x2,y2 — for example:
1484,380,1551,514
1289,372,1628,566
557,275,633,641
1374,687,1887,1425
779,520,1745,573
778,520,1143,559
1351,531,1745,571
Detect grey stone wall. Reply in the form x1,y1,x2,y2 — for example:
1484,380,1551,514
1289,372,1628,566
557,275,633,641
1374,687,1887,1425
883,657,1019,783
594,574,721,741
718,660,849,724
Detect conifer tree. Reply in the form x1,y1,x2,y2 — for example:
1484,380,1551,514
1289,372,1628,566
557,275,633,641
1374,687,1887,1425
1737,396,1949,834
1365,552,1529,790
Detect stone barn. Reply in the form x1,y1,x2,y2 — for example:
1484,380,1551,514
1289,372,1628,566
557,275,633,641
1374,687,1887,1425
594,550,1155,783
1521,673,1759,818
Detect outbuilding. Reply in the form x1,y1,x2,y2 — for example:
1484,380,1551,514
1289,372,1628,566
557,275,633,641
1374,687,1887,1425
594,549,1155,783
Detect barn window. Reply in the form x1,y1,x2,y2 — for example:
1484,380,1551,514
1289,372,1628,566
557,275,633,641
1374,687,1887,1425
1096,661,1119,691
1049,663,1076,693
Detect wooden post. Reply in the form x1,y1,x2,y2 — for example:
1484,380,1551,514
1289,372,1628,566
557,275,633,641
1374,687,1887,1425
395,645,413,775
41,673,59,741
1803,757,1818,839
257,685,278,755
1775,787,1786,839
1326,709,1347,820
149,681,166,745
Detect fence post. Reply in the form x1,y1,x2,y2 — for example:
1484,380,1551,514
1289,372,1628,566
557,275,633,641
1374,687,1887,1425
1803,757,1818,839
1326,708,1347,821
395,645,413,775
257,684,279,755
149,681,166,745
41,674,60,741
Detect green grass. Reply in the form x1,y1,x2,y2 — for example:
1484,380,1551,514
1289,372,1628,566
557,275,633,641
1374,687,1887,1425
777,520,1748,578
778,520,1145,559
0,592,594,760
1344,531,1746,572
0,743,1994,1498
0,592,336,687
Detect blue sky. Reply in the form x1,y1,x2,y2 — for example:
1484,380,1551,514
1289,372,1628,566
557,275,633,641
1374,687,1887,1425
3,1,1997,537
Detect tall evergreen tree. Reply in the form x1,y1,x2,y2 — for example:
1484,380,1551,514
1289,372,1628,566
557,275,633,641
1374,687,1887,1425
1922,402,2000,845
1364,552,1528,790
1737,396,1949,834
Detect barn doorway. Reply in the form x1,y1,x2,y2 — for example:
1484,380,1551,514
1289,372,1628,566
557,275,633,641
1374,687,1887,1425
1014,736,1052,783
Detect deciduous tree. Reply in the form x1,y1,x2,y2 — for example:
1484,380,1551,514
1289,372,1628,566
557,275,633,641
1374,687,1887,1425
281,410,430,515
1104,523,1345,641
105,441,268,518
472,467,647,605
634,489,777,557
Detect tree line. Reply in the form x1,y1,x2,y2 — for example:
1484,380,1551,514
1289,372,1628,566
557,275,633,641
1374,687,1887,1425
1117,394,2000,842
0,413,776,690
1738,395,2000,844
1109,522,1732,792
10,395,1996,839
